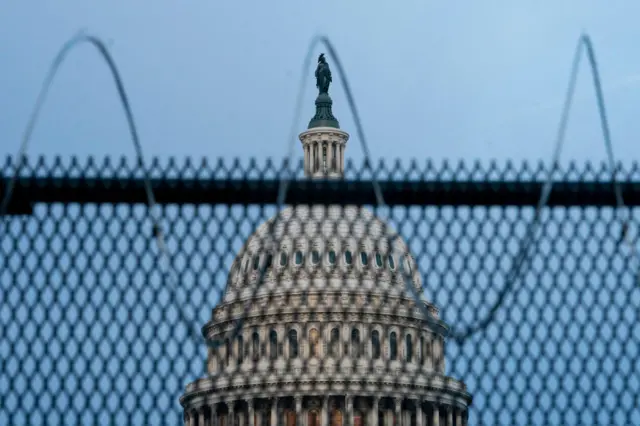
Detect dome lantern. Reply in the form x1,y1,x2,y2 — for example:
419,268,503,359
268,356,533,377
300,53,349,178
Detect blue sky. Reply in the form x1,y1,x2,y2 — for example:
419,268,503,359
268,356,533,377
2,2,640,425
2,1,640,165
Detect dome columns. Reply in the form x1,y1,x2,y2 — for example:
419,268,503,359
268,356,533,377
299,127,349,178
183,396,468,426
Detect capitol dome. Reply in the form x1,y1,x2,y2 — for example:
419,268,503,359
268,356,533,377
223,205,423,304
181,57,471,426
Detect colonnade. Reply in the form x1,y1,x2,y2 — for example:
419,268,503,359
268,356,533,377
303,140,345,176
184,395,466,426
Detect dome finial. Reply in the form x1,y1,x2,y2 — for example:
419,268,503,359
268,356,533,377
308,53,339,129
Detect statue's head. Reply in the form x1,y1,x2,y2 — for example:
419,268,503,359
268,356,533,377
318,53,326,64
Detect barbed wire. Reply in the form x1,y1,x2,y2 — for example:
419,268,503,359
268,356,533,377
0,30,208,351
1,30,635,355
445,33,634,341
273,33,635,344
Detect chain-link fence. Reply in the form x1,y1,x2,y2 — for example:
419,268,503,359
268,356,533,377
1,157,639,426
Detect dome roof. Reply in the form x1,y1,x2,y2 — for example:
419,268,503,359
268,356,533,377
223,205,422,303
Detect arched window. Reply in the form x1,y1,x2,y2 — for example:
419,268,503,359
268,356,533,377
309,328,320,357
375,252,383,268
265,254,273,269
225,338,232,366
351,328,361,358
252,332,260,361
420,336,425,365
360,252,368,266
288,329,298,358
237,335,244,365
390,332,397,360
330,328,340,357
311,250,320,265
269,329,278,360
345,251,353,265
279,252,288,267
371,330,381,359
328,250,336,265
406,334,413,362
253,255,260,270
295,251,304,266
388,255,396,270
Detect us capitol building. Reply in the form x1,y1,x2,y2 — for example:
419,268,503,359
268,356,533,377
180,54,472,426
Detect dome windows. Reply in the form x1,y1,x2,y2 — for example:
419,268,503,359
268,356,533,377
237,335,244,365
351,328,361,358
238,249,413,275
212,327,434,369
406,334,413,362
269,330,278,360
371,330,381,359
390,331,398,360
329,328,340,357
288,329,299,358
225,338,232,367
388,255,396,270
252,332,260,361
328,250,336,265
345,251,353,265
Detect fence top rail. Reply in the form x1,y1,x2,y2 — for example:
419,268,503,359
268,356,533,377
2,156,639,214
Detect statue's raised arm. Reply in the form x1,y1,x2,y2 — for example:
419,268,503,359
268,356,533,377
315,53,332,95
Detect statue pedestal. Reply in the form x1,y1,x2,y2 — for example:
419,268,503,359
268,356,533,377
308,93,340,129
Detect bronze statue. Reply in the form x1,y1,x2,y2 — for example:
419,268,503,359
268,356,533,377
315,53,332,95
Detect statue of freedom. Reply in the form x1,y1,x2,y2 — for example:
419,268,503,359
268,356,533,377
315,53,332,95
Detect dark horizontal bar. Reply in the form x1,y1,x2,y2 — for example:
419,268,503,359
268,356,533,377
0,177,635,215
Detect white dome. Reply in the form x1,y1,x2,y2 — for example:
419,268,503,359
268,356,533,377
223,205,422,303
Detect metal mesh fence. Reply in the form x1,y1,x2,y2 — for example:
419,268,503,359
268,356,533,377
1,157,639,426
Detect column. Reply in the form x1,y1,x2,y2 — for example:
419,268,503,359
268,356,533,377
230,404,236,426
248,400,254,426
271,398,278,426
295,396,302,426
304,145,309,175
345,395,353,426
322,396,329,426
210,403,218,426
370,397,378,426
394,398,401,426
446,407,452,426
199,409,206,426
340,145,344,172
184,411,190,426
415,400,422,426
432,405,439,426
455,410,462,426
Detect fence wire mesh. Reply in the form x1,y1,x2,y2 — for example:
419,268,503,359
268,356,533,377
1,157,639,426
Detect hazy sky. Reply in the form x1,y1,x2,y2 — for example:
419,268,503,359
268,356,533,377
2,1,640,166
